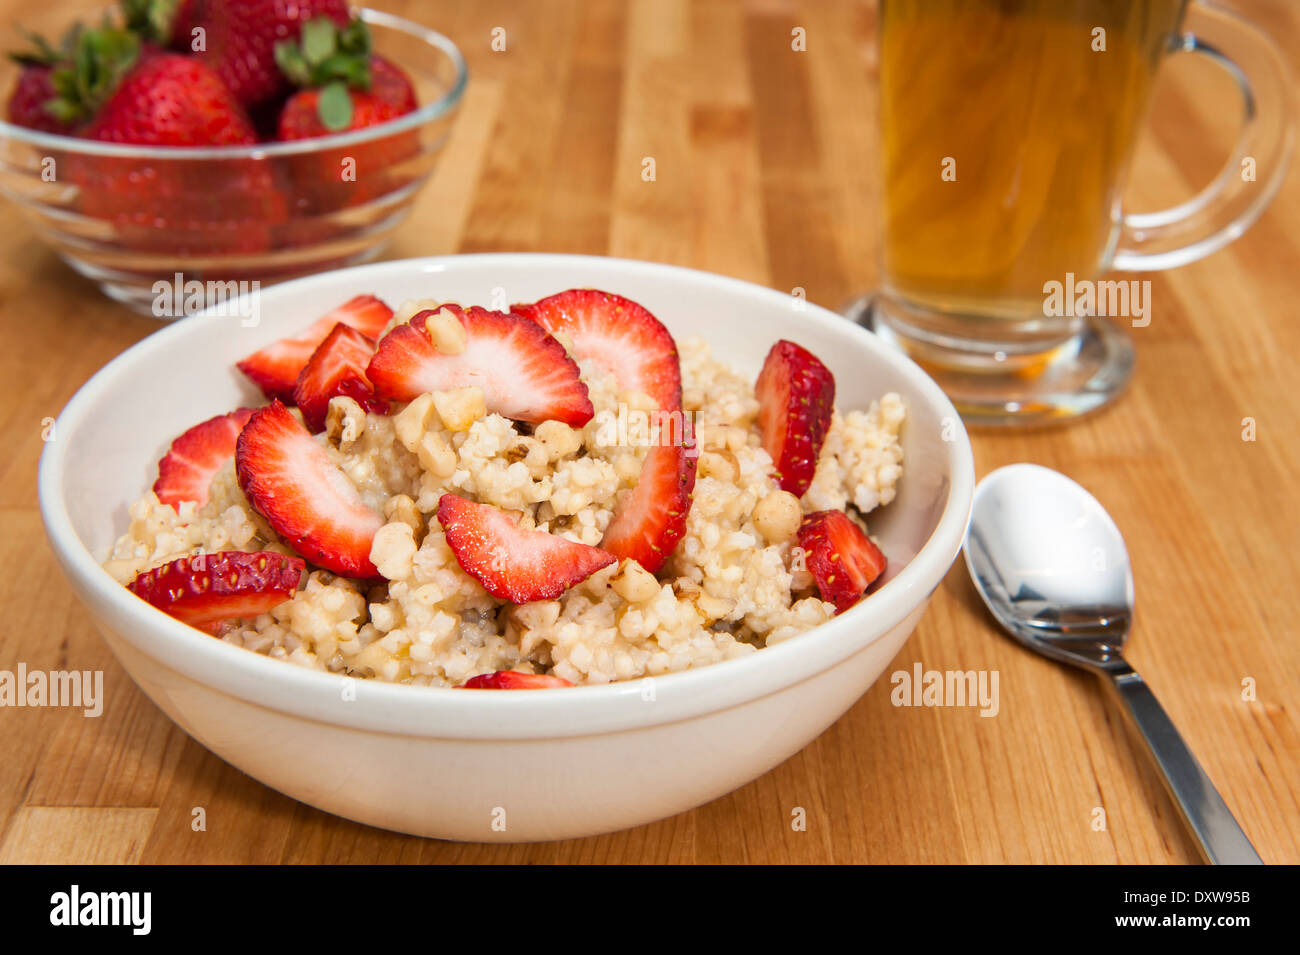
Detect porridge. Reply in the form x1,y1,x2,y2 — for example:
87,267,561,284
106,289,905,688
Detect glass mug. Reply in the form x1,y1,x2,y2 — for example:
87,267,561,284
862,0,1294,425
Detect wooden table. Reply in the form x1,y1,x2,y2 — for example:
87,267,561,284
2,0,1297,865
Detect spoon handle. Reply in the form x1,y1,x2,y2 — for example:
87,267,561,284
1104,669,1262,864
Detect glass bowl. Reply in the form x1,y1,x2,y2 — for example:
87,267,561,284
0,8,467,315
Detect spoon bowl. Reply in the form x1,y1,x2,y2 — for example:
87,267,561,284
964,463,1261,865
966,464,1135,670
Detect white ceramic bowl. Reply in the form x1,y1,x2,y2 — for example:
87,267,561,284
39,253,974,842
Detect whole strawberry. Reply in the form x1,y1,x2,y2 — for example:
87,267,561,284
278,54,416,138
74,149,285,255
6,28,82,134
273,17,419,217
275,17,416,138
85,52,259,145
8,65,69,134
51,28,282,254
164,0,351,109
32,25,255,145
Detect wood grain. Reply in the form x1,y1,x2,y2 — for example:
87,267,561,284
0,808,158,864
1,0,1297,864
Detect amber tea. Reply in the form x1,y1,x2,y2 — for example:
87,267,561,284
879,0,1188,323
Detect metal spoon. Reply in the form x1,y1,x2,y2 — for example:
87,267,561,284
963,463,1261,865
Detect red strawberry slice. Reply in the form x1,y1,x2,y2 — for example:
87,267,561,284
153,408,255,508
515,289,691,569
127,551,305,634
367,305,594,426
235,401,385,578
436,494,616,603
797,510,887,614
292,323,388,433
458,671,575,690
600,442,698,573
756,340,835,497
514,289,681,411
236,294,394,402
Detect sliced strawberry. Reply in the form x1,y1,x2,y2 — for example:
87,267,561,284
236,294,394,402
756,340,835,497
235,401,385,578
153,408,255,508
514,289,681,411
436,493,616,603
797,510,887,614
291,323,388,433
367,305,593,426
515,289,691,569
600,442,698,573
458,671,575,690
127,551,305,634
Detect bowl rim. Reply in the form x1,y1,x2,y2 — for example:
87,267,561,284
38,253,975,740
0,8,468,160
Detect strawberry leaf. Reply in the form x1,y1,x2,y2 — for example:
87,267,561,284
315,53,369,89
47,26,140,123
274,41,312,87
276,16,373,92
45,96,83,124
300,16,337,65
119,0,180,45
339,18,372,57
8,28,59,66
316,80,353,132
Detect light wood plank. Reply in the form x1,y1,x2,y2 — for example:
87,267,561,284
0,808,158,864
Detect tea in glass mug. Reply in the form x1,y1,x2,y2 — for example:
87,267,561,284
866,0,1293,424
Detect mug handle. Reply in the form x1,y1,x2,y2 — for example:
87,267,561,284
1110,2,1294,271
